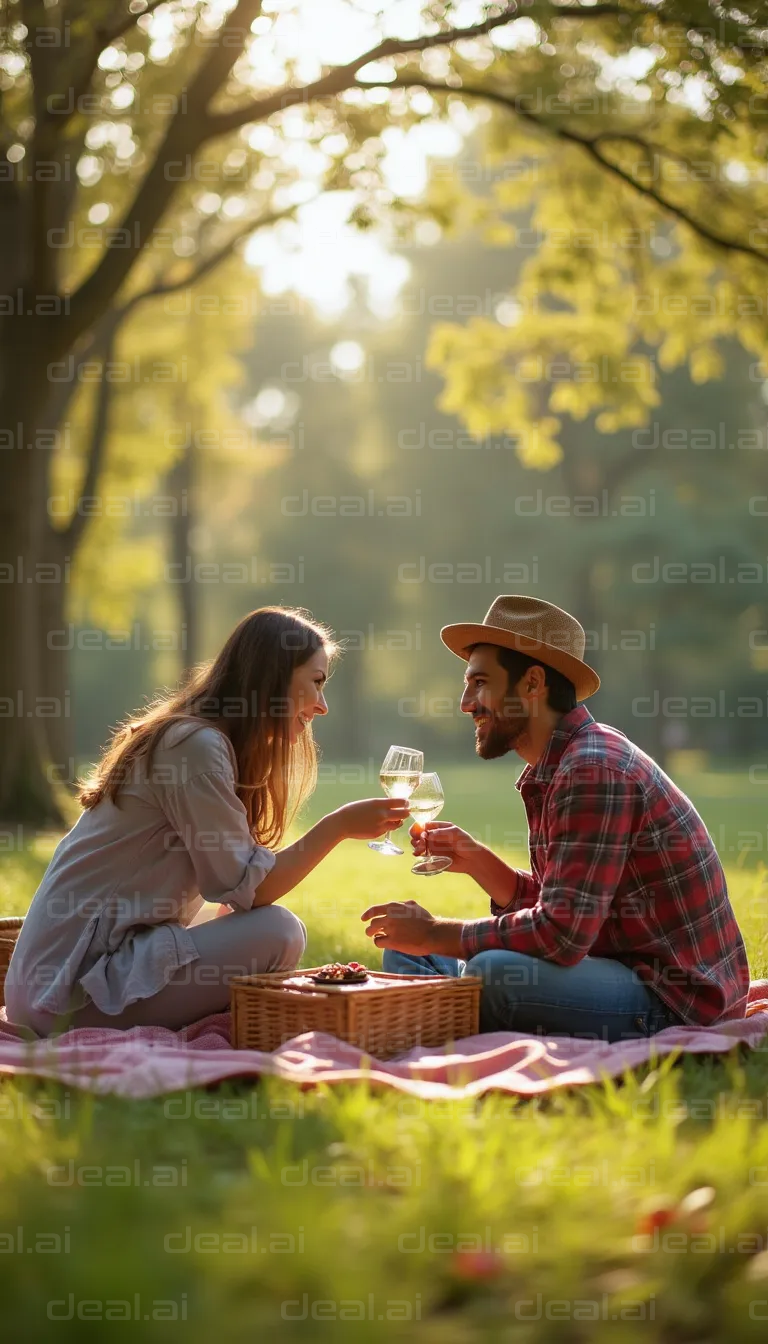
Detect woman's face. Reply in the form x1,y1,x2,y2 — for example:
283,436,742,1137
287,647,329,744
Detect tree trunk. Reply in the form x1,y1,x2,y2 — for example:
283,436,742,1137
0,324,69,824
38,525,75,790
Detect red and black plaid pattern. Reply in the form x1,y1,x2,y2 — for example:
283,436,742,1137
460,706,750,1025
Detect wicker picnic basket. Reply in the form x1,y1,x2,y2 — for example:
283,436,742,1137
0,917,23,1009
230,967,482,1059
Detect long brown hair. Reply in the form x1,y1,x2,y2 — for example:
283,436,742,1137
78,607,337,848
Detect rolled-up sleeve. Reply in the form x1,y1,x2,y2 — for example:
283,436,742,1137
490,869,540,918
461,768,640,963
161,769,276,910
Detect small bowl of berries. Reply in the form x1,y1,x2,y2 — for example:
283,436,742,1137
311,961,369,985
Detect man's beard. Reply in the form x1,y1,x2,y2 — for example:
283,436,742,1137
475,710,528,760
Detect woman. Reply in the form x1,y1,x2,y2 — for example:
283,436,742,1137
6,607,408,1036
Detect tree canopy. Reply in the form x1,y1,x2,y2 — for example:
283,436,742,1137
2,0,767,820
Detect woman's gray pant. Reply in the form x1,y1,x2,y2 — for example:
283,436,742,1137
21,905,306,1036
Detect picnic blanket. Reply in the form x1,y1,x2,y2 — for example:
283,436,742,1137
1,982,767,1101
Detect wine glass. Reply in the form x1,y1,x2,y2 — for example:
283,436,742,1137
369,745,424,856
410,773,452,875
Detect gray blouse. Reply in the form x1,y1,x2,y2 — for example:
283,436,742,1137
7,721,276,1018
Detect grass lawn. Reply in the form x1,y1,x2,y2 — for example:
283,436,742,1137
2,765,768,1340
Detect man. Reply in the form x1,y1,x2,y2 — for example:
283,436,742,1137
362,596,750,1040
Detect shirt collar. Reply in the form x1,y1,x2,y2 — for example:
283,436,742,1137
514,704,595,791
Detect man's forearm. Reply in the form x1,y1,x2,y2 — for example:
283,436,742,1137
430,917,467,959
468,844,530,910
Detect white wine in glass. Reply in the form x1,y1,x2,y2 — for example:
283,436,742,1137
410,773,452,875
369,745,424,855
380,770,422,799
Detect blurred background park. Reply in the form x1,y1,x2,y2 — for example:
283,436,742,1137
2,0,768,853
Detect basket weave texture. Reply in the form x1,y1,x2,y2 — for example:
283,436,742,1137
230,967,481,1059
0,918,23,1009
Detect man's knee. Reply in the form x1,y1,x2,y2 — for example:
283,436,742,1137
464,949,540,991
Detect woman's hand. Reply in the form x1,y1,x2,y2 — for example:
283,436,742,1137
410,821,481,875
333,798,411,841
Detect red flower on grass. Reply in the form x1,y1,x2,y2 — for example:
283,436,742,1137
634,1187,716,1240
450,1250,505,1282
635,1204,676,1237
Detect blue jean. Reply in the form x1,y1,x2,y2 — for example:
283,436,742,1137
382,948,683,1043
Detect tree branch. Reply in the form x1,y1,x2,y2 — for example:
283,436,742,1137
62,3,518,348
544,0,768,49
59,202,293,548
591,130,748,214
547,3,625,12
61,307,122,551
184,0,265,113
58,0,767,356
389,74,768,269
124,203,297,303
106,0,173,46
40,0,171,135
39,321,108,462
205,4,519,139
62,0,264,349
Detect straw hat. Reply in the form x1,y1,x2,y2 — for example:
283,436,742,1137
441,595,600,701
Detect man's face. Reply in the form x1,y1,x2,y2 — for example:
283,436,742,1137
460,645,530,760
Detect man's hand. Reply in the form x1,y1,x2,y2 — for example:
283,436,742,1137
361,900,464,957
410,821,482,875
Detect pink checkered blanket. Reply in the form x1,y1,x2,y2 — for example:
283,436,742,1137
0,982,766,1100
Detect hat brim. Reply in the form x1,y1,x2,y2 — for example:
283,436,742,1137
440,623,600,702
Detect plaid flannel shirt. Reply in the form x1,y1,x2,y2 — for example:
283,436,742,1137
460,706,750,1026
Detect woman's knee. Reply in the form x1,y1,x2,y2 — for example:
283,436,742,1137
256,905,306,968
280,906,307,959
